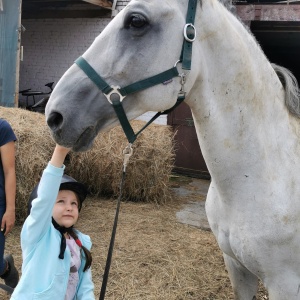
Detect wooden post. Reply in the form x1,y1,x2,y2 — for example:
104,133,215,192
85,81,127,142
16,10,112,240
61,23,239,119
82,0,113,9
14,0,22,107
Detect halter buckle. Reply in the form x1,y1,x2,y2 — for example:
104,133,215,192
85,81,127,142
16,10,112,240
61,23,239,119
184,23,196,42
104,85,126,104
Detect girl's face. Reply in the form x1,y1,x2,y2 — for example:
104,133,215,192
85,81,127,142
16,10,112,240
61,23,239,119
52,190,79,228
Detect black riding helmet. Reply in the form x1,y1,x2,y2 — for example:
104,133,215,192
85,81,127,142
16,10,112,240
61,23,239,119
28,174,88,215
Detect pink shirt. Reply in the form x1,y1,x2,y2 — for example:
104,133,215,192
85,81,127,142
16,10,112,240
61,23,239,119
65,237,81,300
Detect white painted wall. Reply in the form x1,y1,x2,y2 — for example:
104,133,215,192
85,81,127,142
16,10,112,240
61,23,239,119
20,18,111,93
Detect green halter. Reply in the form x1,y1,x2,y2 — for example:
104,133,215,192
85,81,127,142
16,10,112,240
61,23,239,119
75,0,198,144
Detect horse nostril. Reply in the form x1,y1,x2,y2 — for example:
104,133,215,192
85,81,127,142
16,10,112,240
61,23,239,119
47,112,64,132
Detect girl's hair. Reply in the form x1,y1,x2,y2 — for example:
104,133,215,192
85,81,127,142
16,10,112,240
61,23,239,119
68,229,92,272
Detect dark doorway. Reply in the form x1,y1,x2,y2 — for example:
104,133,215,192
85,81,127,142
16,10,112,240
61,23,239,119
251,21,300,83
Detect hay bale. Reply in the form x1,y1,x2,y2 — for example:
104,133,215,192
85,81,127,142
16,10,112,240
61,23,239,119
68,122,175,203
0,107,175,223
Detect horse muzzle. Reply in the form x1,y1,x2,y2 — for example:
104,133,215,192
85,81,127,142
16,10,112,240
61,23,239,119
47,111,96,151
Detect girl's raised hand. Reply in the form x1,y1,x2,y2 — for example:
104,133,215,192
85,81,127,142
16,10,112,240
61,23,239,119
50,144,71,168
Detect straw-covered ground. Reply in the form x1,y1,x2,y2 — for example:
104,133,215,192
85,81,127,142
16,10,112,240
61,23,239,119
0,180,269,299
0,107,269,299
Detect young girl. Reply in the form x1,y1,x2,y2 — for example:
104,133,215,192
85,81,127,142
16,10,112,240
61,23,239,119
11,145,95,299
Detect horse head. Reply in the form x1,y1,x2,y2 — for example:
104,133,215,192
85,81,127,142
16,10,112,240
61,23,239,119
46,0,199,151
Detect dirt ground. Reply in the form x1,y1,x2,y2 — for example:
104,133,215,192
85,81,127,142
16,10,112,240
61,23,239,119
0,176,269,299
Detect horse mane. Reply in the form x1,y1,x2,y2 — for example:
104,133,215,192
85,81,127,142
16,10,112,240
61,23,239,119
271,63,300,118
216,0,300,118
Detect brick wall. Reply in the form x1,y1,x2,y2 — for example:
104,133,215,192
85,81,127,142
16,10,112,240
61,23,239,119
116,0,131,11
20,18,110,93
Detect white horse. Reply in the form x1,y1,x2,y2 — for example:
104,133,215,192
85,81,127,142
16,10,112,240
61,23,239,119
45,0,300,299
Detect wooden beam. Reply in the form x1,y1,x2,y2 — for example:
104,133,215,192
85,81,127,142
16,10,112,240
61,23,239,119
22,9,111,19
22,0,113,9
82,0,112,9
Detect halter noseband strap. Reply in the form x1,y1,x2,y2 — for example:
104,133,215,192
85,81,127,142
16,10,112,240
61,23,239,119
74,0,197,144
75,56,180,143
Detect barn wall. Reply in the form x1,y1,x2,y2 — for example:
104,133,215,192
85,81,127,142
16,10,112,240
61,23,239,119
19,18,110,93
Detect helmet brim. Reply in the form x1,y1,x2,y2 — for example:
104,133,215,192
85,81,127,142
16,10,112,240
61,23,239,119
59,182,87,210
28,174,88,215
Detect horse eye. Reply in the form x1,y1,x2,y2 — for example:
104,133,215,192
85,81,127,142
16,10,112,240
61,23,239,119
127,14,147,28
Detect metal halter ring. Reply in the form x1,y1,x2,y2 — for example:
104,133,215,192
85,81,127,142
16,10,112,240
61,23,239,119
184,23,196,42
104,85,126,104
174,60,181,68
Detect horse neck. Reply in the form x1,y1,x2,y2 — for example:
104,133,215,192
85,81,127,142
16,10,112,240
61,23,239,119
187,0,297,180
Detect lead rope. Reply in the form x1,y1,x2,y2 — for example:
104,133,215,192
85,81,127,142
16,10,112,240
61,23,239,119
98,68,187,300
99,144,133,300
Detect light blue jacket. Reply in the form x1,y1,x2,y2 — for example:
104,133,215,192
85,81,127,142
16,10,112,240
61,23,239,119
11,163,95,300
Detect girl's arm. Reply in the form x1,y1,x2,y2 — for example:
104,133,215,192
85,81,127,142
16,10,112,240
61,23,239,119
21,144,71,250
